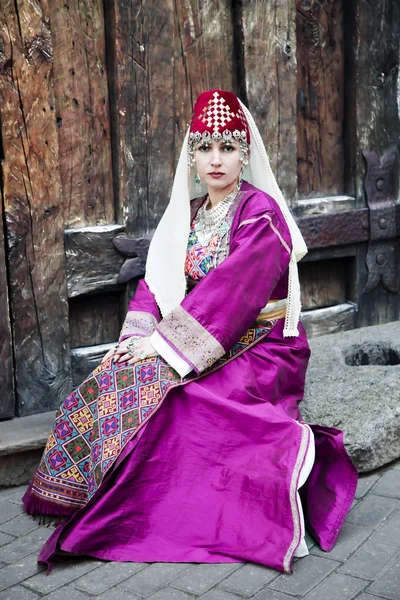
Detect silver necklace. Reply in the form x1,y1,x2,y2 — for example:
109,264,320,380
194,189,236,245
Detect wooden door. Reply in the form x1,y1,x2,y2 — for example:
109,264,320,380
0,0,116,417
0,0,399,419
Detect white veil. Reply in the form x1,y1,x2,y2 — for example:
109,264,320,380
145,101,307,337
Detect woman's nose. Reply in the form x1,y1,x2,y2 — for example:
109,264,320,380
210,151,222,166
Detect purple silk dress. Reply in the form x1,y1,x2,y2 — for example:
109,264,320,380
24,181,357,573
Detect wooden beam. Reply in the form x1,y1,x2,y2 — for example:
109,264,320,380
0,0,72,416
106,0,234,235
49,1,114,227
63,204,400,297
296,0,345,198
293,195,355,217
242,0,298,201
297,208,369,249
65,224,124,297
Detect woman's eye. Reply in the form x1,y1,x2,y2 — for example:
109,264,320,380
198,144,210,152
222,145,235,152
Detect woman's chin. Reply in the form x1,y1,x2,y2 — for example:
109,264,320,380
206,178,236,192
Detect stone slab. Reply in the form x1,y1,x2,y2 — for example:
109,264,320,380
367,553,400,600
338,539,399,580
303,321,400,472
170,564,241,596
0,450,43,487
303,572,366,599
24,557,102,594
217,563,278,597
0,412,55,456
269,556,338,596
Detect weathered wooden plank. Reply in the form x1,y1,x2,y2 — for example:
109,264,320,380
63,205,400,298
293,195,355,217
301,303,356,338
299,259,348,310
0,194,15,419
71,343,114,387
50,0,114,227
106,0,234,235
296,0,345,198
69,292,123,348
65,224,124,296
0,0,72,416
344,0,400,326
344,0,400,205
298,209,369,249
355,241,400,327
242,0,298,201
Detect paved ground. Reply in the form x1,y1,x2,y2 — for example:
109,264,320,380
0,460,399,600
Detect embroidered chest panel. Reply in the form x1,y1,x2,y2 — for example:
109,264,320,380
185,191,246,281
185,225,228,281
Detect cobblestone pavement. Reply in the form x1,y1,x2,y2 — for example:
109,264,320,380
0,460,399,600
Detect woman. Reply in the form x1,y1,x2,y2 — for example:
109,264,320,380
23,90,357,573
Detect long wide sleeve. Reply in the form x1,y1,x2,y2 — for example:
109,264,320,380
151,193,292,377
119,279,161,342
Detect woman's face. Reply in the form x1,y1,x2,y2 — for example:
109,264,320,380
194,139,242,193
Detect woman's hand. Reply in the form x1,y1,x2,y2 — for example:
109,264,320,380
102,336,159,366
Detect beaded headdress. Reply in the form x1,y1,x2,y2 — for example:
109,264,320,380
188,90,250,166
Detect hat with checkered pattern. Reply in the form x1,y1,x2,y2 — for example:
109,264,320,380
189,90,250,145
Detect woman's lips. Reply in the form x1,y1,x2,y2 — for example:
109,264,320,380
209,172,224,179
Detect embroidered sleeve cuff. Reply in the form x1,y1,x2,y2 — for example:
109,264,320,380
150,331,193,378
119,311,159,342
155,305,225,374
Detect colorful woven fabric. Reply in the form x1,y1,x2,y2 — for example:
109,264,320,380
30,320,275,513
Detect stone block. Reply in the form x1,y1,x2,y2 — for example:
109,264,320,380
0,527,53,564
371,470,400,499
0,585,39,600
217,563,278,597
43,588,92,600
0,553,44,593
145,588,193,600
355,472,381,499
268,556,338,596
23,557,102,594
303,573,366,599
0,501,23,525
0,450,43,487
170,564,240,596
199,590,247,600
121,563,187,598
346,494,399,527
96,588,141,600
310,522,372,561
0,513,38,537
303,321,400,472
373,511,400,546
75,561,147,595
367,554,400,600
253,589,308,600
0,531,15,548
338,539,398,580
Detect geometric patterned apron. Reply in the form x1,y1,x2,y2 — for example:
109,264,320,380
30,320,276,513
30,222,275,513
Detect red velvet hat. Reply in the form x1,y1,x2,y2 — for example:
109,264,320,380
189,90,250,145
